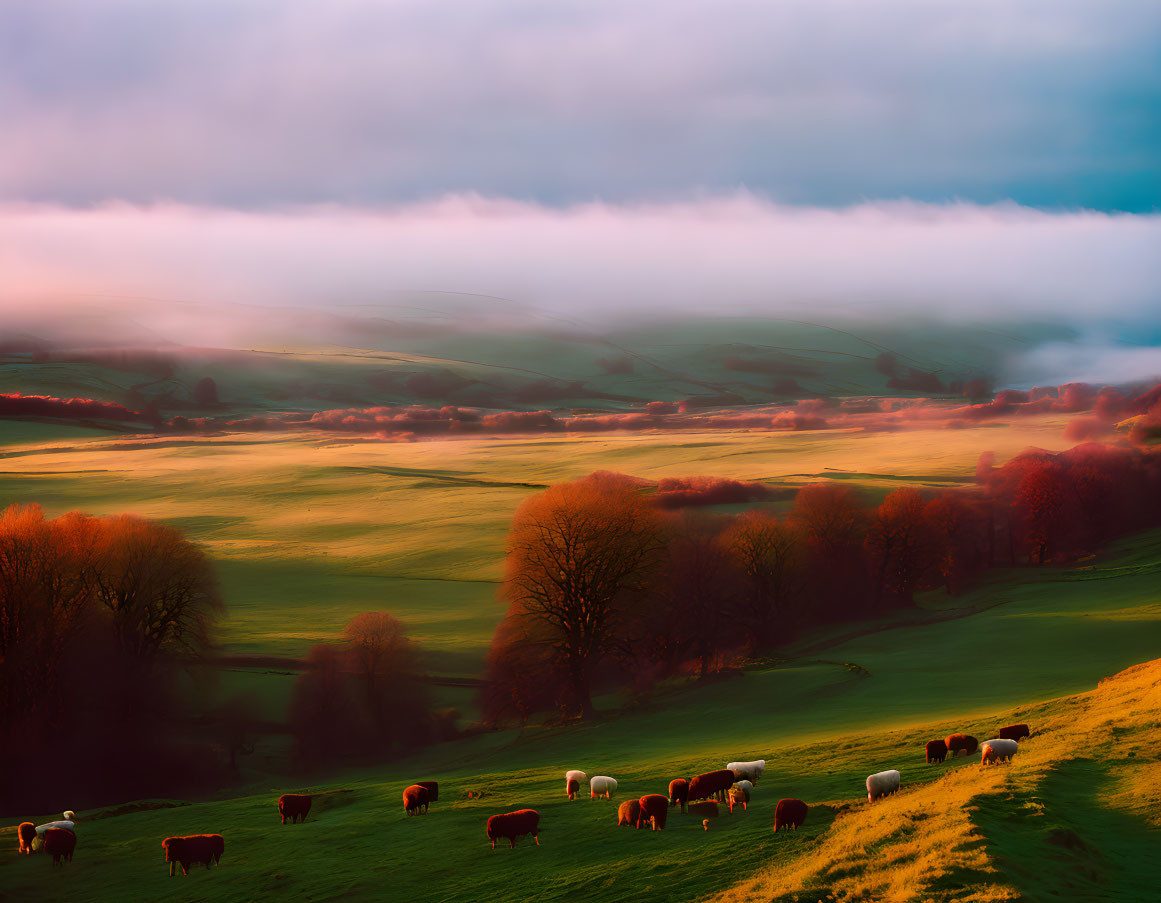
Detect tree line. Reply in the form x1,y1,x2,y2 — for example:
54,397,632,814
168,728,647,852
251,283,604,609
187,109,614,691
483,442,1161,723
0,503,450,806
0,505,223,810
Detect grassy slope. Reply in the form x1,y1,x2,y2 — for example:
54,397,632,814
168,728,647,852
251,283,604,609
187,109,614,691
2,531,1159,903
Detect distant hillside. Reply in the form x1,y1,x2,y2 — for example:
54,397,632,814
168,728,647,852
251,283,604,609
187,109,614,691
0,303,1075,419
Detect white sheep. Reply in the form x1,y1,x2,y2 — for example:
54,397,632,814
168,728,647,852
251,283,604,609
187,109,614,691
589,775,618,800
980,738,1019,765
565,770,587,800
728,760,765,783
866,769,901,802
732,779,754,801
31,813,77,852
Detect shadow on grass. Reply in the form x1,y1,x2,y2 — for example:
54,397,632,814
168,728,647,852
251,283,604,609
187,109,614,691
968,758,1161,902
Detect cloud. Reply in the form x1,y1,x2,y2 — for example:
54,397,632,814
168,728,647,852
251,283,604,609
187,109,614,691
1002,342,1161,389
1,0,1158,209
1,197,1158,334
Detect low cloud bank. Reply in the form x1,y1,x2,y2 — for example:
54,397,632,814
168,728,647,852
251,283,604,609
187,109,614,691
2,198,1159,340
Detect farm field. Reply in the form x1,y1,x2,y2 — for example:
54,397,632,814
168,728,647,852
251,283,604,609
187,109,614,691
0,413,1079,674
2,528,1159,902
3,373,1159,902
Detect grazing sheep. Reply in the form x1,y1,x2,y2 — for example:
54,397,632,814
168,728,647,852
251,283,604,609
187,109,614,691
775,798,808,831
161,834,223,876
668,778,689,813
689,769,735,802
43,828,75,866
278,794,312,824
416,781,440,802
727,787,748,814
733,780,754,801
485,809,540,850
998,723,1030,742
616,799,642,827
980,738,1019,765
637,794,669,831
590,776,617,800
688,800,720,819
31,817,77,852
727,760,766,783
17,822,35,855
565,770,587,800
926,739,948,764
403,784,430,816
866,770,901,802
944,734,979,757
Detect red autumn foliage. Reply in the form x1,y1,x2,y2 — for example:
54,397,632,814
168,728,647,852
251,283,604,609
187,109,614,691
0,505,226,811
1128,383,1161,415
865,488,937,608
1064,417,1113,442
486,477,665,719
720,512,806,651
1094,387,1127,421
288,612,436,765
481,410,561,432
0,392,146,422
653,476,773,508
484,443,1161,723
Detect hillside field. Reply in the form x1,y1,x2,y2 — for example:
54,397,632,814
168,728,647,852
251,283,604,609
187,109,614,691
2,527,1159,901
2,396,1159,902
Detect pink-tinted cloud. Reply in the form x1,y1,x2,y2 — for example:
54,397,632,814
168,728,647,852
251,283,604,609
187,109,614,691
1,199,1159,338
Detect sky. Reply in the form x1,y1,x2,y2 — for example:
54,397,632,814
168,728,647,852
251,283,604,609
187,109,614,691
1,0,1159,338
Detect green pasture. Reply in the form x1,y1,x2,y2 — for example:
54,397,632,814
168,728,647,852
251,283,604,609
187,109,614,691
2,528,1159,902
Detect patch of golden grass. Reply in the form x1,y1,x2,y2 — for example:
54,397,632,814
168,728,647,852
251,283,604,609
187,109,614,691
705,658,1161,903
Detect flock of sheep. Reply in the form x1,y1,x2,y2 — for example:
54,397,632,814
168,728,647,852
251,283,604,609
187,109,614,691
10,722,1032,874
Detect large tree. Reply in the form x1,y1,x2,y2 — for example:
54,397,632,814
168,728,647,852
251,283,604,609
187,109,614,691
90,514,222,665
788,483,869,616
659,512,736,680
501,475,663,717
721,511,806,651
865,488,934,607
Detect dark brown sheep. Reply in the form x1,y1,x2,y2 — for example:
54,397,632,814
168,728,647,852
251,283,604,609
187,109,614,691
616,799,642,827
636,794,669,831
17,822,35,855
688,800,720,819
668,778,689,813
945,733,979,757
416,781,439,802
278,794,312,824
403,784,430,816
161,834,223,876
688,769,735,802
43,828,76,866
485,809,540,849
774,798,808,831
998,723,1030,742
926,739,948,763
567,778,580,800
